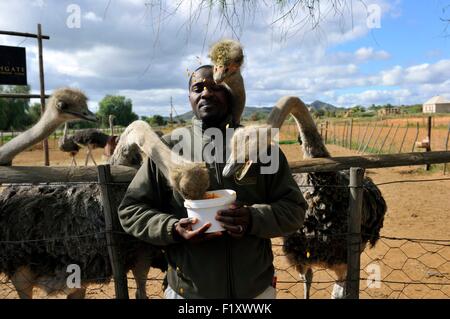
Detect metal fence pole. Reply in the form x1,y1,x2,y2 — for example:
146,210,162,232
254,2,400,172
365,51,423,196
361,123,378,154
387,124,400,154
342,121,347,147
357,123,370,153
398,125,409,153
345,167,365,299
97,164,129,299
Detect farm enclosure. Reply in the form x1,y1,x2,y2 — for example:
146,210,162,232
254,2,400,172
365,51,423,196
0,122,450,299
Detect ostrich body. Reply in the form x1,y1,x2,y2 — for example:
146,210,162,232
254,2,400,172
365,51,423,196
208,39,246,126
58,123,80,166
0,88,96,166
0,119,209,298
72,129,109,166
224,96,386,299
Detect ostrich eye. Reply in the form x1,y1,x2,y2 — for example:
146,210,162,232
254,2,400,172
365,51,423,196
56,101,68,110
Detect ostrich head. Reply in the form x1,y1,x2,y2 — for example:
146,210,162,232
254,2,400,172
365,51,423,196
49,88,97,123
222,125,274,179
208,39,244,84
170,163,210,200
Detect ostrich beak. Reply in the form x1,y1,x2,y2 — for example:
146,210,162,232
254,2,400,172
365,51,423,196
213,65,226,84
222,160,253,180
67,108,97,122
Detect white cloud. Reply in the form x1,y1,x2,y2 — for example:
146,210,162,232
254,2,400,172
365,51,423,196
381,59,450,86
355,47,390,61
83,12,102,23
1,0,448,116
336,89,412,107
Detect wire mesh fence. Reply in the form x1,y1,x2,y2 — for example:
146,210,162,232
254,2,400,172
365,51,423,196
0,167,449,299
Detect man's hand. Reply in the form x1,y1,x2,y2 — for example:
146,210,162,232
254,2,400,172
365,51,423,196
216,202,252,238
173,217,222,243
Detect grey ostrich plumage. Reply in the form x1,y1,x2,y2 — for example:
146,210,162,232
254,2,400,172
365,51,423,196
72,129,109,148
58,135,80,153
283,171,386,268
0,183,167,283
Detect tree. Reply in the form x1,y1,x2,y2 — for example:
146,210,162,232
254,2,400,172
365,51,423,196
147,115,167,127
0,85,32,130
312,109,325,117
97,95,138,127
27,102,42,124
249,111,267,122
351,105,365,113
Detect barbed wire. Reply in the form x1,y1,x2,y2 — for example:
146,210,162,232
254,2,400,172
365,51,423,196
2,176,450,189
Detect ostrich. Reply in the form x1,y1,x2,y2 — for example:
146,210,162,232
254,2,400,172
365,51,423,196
208,39,246,126
110,120,210,200
0,88,96,166
72,128,109,166
223,96,386,299
0,119,210,299
58,123,80,166
103,115,118,158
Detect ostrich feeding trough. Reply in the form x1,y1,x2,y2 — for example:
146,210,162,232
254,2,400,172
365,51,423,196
184,189,236,233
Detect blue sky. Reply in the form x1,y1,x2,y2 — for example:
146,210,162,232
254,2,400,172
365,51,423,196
0,0,449,116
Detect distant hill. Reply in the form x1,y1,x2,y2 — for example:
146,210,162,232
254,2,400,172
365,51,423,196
173,101,339,121
309,100,339,111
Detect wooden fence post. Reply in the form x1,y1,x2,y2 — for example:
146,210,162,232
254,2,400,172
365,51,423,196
97,164,129,299
426,116,432,171
345,167,365,299
444,123,450,175
412,122,420,152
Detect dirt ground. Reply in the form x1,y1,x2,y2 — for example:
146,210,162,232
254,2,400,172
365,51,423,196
1,140,449,299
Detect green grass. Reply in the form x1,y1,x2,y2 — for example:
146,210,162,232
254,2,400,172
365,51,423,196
279,139,299,145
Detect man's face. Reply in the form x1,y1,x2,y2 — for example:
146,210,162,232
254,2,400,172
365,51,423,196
189,67,230,127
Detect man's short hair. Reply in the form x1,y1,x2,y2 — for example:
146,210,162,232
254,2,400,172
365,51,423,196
188,65,213,89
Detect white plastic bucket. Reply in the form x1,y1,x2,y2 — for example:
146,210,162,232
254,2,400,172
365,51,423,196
184,189,236,233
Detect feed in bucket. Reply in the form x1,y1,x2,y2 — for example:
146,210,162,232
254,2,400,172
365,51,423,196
184,189,236,233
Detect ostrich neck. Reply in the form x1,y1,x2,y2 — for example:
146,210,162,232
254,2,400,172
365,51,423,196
0,110,62,165
268,97,330,159
223,72,246,116
63,122,68,139
110,121,191,177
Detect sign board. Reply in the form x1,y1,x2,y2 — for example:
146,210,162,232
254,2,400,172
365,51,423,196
0,45,27,85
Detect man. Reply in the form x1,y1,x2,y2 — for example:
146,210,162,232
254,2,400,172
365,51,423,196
118,65,306,299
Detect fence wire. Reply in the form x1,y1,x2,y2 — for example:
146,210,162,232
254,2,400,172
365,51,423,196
0,172,449,299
